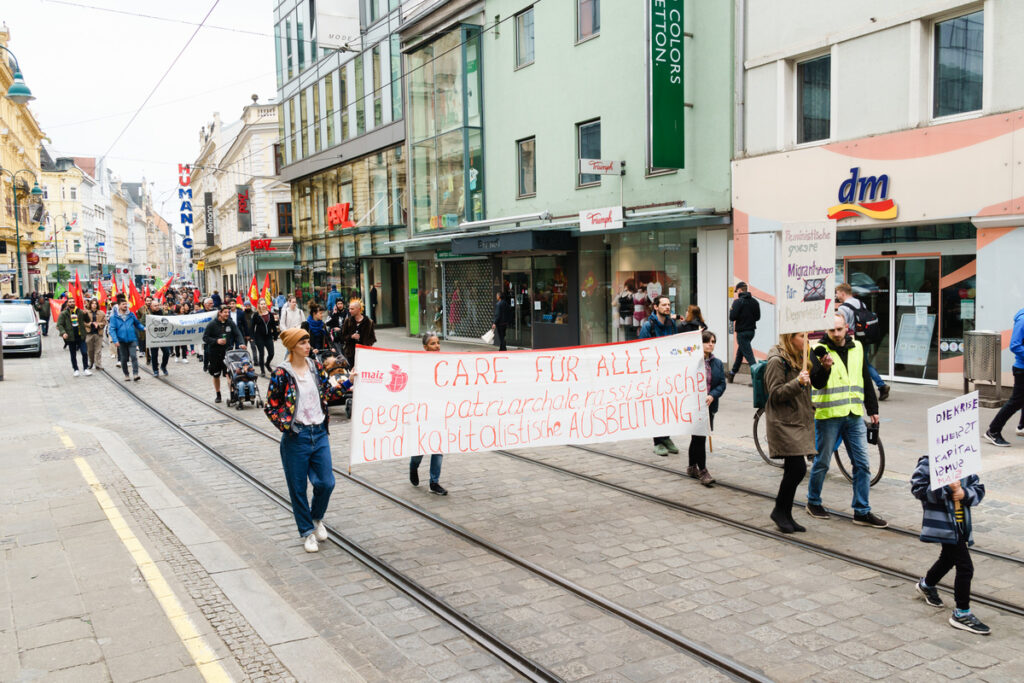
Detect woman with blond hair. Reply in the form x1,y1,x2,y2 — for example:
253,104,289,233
764,331,831,533
339,297,376,368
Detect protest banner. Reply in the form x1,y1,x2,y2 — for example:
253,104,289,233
144,310,217,348
350,333,709,465
926,391,981,490
777,220,838,335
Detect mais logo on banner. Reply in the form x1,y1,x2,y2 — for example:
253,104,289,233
826,167,899,221
361,365,409,393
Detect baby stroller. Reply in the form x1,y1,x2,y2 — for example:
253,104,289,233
225,348,263,410
315,345,354,419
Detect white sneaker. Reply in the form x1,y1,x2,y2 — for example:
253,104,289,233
73,370,80,377
313,520,328,542
303,534,319,553
182,358,188,364
175,357,180,363
84,369,93,376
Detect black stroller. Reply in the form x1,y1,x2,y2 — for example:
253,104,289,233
314,343,354,419
225,348,263,410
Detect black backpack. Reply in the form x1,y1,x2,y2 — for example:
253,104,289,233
842,302,882,344
618,293,634,318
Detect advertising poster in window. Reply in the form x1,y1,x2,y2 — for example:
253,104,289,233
778,221,837,334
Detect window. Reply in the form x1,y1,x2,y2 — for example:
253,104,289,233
516,8,535,68
934,10,983,118
277,202,293,236
390,34,402,120
517,137,536,197
355,54,366,136
42,185,48,199
797,55,830,143
325,73,335,146
372,44,383,127
577,119,601,186
578,0,599,41
312,81,322,151
70,186,77,200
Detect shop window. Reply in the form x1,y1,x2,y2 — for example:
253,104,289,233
577,0,599,42
797,55,830,143
577,119,601,187
933,10,983,118
939,254,976,360
516,8,535,68
517,137,536,198
533,256,569,325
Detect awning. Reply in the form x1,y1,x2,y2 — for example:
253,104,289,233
451,230,573,254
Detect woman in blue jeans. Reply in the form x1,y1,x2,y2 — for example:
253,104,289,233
410,333,448,495
265,328,349,552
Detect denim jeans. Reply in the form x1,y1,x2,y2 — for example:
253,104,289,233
67,339,88,371
117,341,139,377
808,415,871,515
410,453,443,484
866,361,886,389
731,330,756,374
238,380,257,398
280,423,334,537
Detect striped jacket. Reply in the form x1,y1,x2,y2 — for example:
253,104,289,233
910,455,985,546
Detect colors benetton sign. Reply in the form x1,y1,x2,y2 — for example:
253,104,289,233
650,0,684,169
826,167,899,220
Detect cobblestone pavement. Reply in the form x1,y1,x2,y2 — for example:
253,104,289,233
6,330,1024,682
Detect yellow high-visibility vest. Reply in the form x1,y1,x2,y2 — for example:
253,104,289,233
811,339,865,420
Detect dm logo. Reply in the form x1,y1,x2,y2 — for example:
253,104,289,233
826,167,898,221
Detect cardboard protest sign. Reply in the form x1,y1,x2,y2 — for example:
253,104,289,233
144,310,217,348
926,391,981,490
778,221,837,334
350,333,709,464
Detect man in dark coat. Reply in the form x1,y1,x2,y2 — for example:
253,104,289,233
727,281,761,383
203,306,246,403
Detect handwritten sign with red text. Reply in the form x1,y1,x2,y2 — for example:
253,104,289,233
350,333,708,465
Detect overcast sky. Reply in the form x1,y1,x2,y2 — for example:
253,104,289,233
3,0,278,230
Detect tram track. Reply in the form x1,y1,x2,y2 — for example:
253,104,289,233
103,369,772,683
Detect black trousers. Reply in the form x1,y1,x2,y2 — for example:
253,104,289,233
253,337,275,372
988,367,1024,435
774,456,807,513
925,537,973,611
688,413,715,469
731,330,756,374
495,324,508,351
148,346,170,372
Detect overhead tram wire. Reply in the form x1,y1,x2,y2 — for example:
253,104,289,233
98,0,223,165
45,0,278,41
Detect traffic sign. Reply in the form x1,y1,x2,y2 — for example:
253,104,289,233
182,237,194,249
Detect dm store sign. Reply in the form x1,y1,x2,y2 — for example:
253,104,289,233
826,167,899,221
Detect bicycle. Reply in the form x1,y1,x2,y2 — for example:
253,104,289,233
752,407,885,486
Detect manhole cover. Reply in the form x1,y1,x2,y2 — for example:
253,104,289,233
38,447,99,462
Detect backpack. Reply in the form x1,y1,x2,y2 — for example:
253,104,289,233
751,360,770,410
618,293,634,318
842,302,882,344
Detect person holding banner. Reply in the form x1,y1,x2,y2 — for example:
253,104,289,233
686,330,726,486
410,333,449,495
764,332,827,533
639,295,683,457
265,328,349,553
910,455,990,635
146,300,172,377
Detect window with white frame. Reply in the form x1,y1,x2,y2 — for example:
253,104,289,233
797,55,830,143
577,0,599,41
577,119,601,187
516,7,535,68
933,10,983,118
70,186,77,200
517,137,536,198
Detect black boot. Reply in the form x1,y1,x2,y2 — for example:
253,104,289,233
787,512,807,532
771,508,795,533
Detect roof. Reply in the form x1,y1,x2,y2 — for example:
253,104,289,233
74,157,97,179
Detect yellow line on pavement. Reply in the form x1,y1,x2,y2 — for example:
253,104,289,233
55,426,233,683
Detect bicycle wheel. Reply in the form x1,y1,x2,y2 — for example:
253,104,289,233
833,434,886,486
753,407,783,468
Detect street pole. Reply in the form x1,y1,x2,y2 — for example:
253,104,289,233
1,169,42,298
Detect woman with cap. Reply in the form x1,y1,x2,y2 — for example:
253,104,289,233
265,327,350,552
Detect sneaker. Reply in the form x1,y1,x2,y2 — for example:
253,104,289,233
853,512,888,528
806,503,830,519
73,370,80,377
685,466,700,479
84,369,93,376
303,534,319,553
133,375,140,382
162,369,169,376
916,579,944,608
878,385,890,401
984,430,1011,447
153,370,159,377
771,508,795,533
663,438,679,454
175,357,180,363
429,483,448,496
312,520,328,542
410,469,419,487
726,371,735,384
124,376,131,382
699,469,715,487
653,443,670,457
949,611,991,635
182,358,189,364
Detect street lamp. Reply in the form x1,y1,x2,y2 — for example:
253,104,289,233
1,167,43,297
38,214,72,294
0,45,35,104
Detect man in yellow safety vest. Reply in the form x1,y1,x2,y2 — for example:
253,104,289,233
805,313,887,528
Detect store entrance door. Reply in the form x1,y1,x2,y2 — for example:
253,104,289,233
502,271,532,348
845,257,940,384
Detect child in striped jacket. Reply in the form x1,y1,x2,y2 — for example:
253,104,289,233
910,455,989,635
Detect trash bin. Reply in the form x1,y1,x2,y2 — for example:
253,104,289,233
963,330,1002,406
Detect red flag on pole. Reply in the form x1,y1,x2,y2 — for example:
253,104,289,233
193,288,201,305
260,273,272,308
96,279,107,308
127,280,144,313
111,277,120,303
155,279,170,302
247,274,260,307
73,271,85,309
49,298,62,323
144,283,151,299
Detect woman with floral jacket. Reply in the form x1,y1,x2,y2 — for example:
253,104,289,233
265,328,349,552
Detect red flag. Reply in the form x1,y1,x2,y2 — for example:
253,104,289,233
236,294,244,305
49,298,62,322
73,271,85,309
111,277,120,302
260,273,272,308
193,288,201,305
127,280,144,313
96,279,107,308
144,283,151,299
155,279,170,302
247,274,260,307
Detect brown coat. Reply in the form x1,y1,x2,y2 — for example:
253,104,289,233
86,308,107,336
763,345,816,458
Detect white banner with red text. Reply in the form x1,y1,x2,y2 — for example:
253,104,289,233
350,333,708,465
